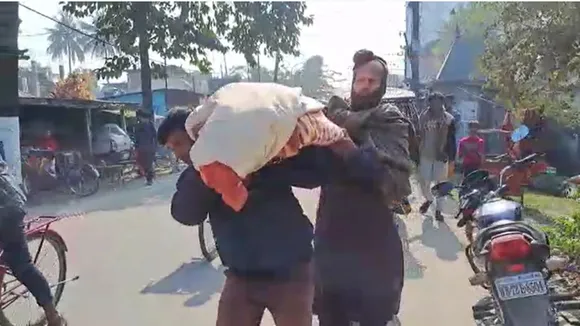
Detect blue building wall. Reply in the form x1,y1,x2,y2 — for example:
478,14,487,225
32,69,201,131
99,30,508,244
99,90,168,116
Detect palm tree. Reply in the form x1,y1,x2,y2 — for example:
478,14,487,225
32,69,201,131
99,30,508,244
79,16,117,59
46,12,87,75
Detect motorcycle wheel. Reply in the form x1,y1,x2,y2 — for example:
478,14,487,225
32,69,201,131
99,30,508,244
67,164,100,197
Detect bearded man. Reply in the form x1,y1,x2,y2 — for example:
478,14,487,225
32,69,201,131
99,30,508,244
315,49,416,326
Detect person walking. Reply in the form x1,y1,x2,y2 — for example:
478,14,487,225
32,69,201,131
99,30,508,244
134,110,157,186
417,92,457,221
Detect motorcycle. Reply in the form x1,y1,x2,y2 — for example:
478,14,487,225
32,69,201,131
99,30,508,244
432,153,576,325
21,148,100,198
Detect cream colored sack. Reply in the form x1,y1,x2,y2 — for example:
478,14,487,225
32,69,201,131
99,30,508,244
186,82,324,177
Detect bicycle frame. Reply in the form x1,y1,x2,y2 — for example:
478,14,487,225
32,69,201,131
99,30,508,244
0,216,68,309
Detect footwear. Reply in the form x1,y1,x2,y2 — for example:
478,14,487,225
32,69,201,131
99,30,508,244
419,201,432,214
435,210,444,222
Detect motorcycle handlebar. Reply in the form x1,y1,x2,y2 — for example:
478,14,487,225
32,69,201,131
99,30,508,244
498,152,544,186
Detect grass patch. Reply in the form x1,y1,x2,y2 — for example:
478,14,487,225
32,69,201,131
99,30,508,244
523,191,579,222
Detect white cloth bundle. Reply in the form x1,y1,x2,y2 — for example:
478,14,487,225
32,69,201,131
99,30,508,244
185,82,324,178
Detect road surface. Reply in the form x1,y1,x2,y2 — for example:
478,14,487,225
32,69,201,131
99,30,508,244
17,174,484,325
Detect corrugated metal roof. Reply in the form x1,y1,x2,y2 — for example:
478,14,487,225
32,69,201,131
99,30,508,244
436,35,486,83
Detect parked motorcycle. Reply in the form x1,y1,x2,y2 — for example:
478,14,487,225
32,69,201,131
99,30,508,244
432,153,576,325
21,148,100,198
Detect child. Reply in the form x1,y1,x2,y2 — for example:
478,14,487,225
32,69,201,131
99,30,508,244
458,120,485,177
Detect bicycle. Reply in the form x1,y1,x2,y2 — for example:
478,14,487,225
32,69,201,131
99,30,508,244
198,219,218,262
0,215,78,326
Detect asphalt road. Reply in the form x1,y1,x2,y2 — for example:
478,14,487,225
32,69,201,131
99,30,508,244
16,174,485,325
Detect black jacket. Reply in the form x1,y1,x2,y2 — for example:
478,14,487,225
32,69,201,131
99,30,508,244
170,146,384,276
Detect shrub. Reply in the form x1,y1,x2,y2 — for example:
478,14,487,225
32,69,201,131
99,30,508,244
544,210,580,262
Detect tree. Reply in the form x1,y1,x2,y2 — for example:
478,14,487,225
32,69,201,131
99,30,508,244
224,2,313,82
50,71,95,100
79,15,117,59
294,55,342,100
46,12,87,75
62,2,312,115
451,2,580,126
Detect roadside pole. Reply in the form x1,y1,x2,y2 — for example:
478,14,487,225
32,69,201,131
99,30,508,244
409,1,423,112
0,2,23,184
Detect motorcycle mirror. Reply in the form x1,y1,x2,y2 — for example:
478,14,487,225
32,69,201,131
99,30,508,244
511,125,530,143
431,181,455,197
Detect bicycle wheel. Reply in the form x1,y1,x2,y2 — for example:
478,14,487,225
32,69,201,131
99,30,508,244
0,232,67,326
198,219,218,262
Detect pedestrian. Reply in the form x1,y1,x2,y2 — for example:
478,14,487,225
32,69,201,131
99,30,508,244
417,92,457,221
0,158,67,326
316,49,415,326
458,120,485,178
157,108,385,326
134,110,157,186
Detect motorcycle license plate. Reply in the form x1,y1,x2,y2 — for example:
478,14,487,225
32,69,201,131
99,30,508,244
494,272,547,301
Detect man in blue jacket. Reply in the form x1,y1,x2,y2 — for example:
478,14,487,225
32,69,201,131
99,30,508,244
157,108,385,326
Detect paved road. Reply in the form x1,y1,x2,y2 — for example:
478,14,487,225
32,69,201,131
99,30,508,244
17,175,484,325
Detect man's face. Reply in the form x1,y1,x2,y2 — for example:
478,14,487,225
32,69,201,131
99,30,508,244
429,97,444,111
165,130,194,165
352,61,383,98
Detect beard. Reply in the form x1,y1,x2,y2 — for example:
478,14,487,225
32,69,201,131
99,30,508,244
350,87,384,111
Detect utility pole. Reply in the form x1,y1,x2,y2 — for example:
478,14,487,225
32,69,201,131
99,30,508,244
409,1,421,95
0,2,23,183
163,56,168,115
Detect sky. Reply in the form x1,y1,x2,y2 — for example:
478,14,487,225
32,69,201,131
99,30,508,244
18,1,406,91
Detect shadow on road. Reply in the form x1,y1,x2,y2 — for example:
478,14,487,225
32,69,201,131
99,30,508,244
408,216,463,261
140,258,225,307
395,216,426,279
26,174,179,217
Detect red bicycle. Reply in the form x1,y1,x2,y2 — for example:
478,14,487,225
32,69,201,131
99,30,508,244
0,215,78,326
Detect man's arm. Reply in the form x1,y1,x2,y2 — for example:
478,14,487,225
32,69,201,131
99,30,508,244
446,118,457,162
171,167,219,226
254,145,385,190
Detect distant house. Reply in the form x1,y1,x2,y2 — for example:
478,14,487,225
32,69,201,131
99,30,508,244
429,33,506,154
99,88,203,116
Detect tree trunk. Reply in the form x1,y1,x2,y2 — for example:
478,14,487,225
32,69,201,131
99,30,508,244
67,46,73,75
257,55,261,82
134,2,153,115
273,51,281,83
0,2,19,117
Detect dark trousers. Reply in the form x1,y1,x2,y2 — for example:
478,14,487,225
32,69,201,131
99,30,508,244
0,213,53,307
216,262,314,326
137,149,155,183
315,289,397,326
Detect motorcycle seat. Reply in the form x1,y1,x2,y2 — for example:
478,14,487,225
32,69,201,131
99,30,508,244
472,220,546,255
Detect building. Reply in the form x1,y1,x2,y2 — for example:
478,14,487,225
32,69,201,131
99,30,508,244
99,89,204,117
405,1,506,153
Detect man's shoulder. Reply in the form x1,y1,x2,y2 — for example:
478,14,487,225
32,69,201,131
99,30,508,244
176,166,202,186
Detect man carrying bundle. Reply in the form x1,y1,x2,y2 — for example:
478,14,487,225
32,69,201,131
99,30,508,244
314,49,416,326
158,106,387,326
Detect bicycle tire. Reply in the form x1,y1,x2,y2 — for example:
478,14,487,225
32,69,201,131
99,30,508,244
68,164,100,198
0,232,67,326
198,221,218,262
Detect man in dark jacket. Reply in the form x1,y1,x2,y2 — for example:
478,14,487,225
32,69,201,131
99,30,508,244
157,108,385,326
135,110,157,186
315,49,410,326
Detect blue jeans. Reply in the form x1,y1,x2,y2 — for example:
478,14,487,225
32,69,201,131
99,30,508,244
0,212,54,307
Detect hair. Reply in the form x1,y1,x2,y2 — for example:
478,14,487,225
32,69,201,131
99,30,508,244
157,107,192,145
428,92,445,102
468,120,480,129
352,49,389,76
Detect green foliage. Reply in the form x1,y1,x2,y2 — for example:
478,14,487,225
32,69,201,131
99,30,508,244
544,210,580,261
61,2,313,80
472,2,580,126
46,12,87,73
223,2,312,67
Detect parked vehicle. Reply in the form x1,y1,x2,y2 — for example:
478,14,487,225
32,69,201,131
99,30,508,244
0,215,79,326
432,153,579,325
92,123,134,165
21,148,100,198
